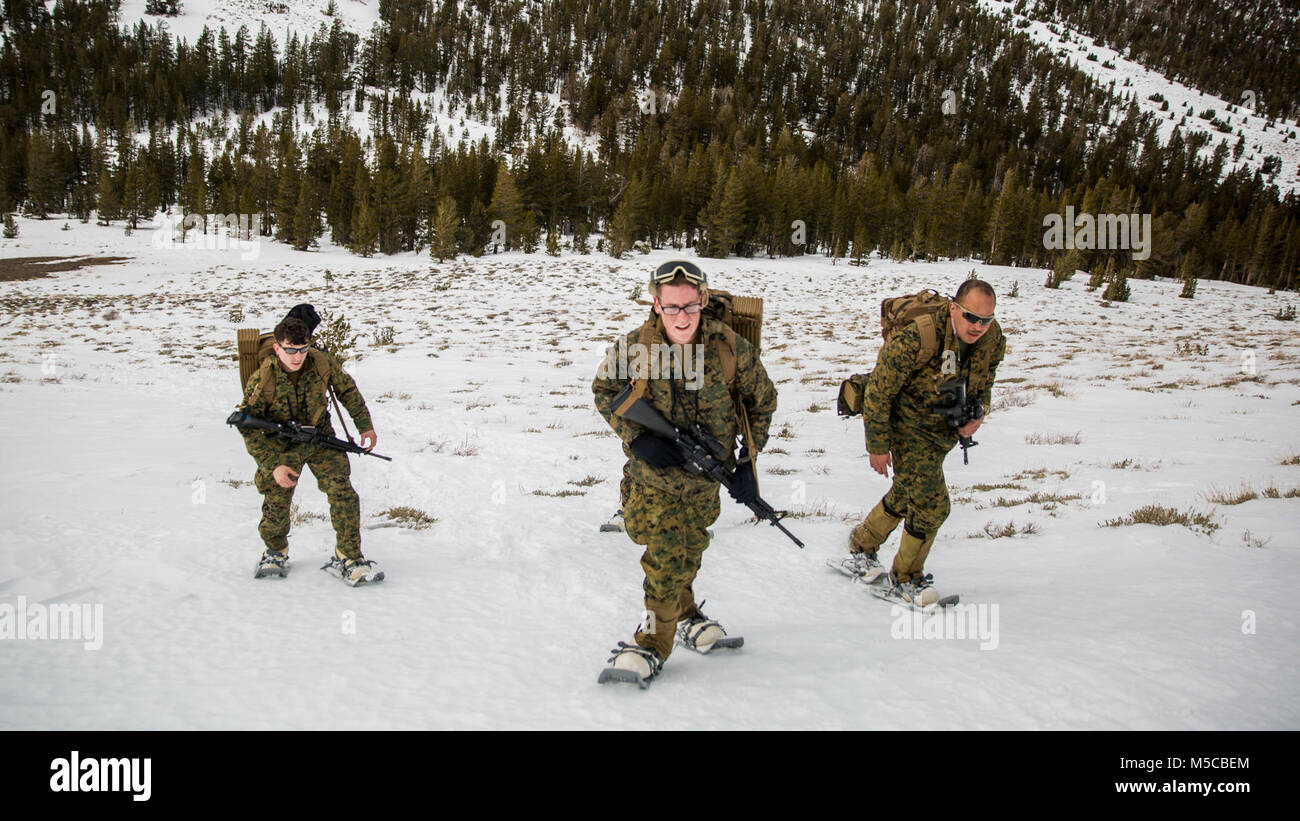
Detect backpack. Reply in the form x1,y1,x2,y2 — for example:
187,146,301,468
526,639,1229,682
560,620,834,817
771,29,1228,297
836,290,949,417
700,289,764,385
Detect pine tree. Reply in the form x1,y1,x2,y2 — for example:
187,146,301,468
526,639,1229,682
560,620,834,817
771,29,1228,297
238,184,258,240
274,139,300,245
25,132,62,218
572,221,590,254
1103,268,1131,302
96,162,120,225
293,175,320,250
1179,260,1198,299
351,195,378,257
488,165,526,250
121,156,143,230
520,210,539,253
463,199,491,256
700,166,746,259
1047,250,1081,289
987,168,1023,265
373,137,405,254
346,150,377,255
431,195,461,262
607,175,649,258
180,141,207,235
851,220,870,266
406,145,433,253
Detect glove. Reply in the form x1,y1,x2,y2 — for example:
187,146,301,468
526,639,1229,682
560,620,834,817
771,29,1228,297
728,447,758,505
629,433,685,469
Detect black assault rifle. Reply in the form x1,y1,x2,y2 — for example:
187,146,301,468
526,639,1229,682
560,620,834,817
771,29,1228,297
611,387,804,548
226,410,393,462
932,378,984,465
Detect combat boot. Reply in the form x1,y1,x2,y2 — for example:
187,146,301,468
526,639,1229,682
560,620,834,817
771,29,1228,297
321,550,385,586
254,548,288,578
829,501,900,582
885,569,940,608
676,601,743,653
893,528,937,581
828,550,886,582
849,500,904,552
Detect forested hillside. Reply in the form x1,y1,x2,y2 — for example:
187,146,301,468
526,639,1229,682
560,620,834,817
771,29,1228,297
1,0,1296,289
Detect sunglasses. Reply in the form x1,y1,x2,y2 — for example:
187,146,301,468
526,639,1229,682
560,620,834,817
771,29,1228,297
278,344,312,355
956,306,995,326
653,260,707,286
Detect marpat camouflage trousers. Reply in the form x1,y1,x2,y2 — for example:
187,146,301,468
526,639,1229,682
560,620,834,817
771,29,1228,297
254,445,362,559
621,478,720,659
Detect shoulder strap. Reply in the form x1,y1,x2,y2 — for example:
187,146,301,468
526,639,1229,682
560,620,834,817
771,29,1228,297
713,322,754,456
613,313,661,417
716,323,737,386
306,349,333,427
913,313,941,367
259,356,277,406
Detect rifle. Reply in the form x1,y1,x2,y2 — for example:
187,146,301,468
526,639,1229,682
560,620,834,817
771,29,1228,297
931,378,984,465
226,410,393,462
610,385,804,548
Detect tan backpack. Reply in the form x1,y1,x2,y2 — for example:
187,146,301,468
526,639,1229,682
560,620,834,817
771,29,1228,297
236,327,334,425
837,290,949,416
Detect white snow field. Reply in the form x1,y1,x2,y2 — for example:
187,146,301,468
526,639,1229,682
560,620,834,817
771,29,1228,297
1,216,1297,730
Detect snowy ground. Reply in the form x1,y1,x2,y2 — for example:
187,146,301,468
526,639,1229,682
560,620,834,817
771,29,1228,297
1,216,1298,729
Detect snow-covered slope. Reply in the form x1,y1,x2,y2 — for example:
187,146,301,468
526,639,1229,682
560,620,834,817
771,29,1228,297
978,0,1300,194
118,0,382,46
2,218,1297,728
110,1,1299,198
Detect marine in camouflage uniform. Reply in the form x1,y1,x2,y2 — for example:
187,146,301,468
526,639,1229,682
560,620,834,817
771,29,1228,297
852,280,1005,583
236,318,376,562
592,270,777,664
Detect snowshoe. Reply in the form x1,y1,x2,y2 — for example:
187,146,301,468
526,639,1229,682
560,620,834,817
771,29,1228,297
321,554,385,587
254,549,289,578
826,550,887,584
676,602,743,653
597,642,663,689
599,510,625,532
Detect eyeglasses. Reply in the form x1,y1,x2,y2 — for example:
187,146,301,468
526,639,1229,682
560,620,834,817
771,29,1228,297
955,305,994,326
660,302,703,316
278,344,312,355
653,260,707,286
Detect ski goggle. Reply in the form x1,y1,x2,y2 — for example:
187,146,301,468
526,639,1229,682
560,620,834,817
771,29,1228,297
955,305,995,326
653,260,707,287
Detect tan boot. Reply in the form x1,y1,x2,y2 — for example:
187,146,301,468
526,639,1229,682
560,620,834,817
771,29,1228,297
634,596,682,661
849,501,903,554
892,529,937,582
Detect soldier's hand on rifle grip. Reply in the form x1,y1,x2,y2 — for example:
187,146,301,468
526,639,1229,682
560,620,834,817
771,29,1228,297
629,433,686,468
869,452,892,477
729,447,759,504
273,465,300,488
957,418,982,438
360,429,378,452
